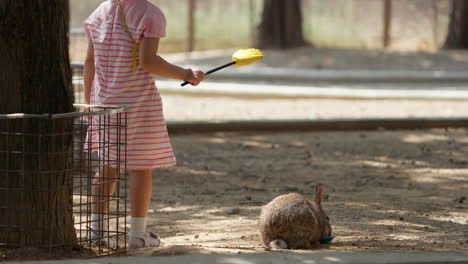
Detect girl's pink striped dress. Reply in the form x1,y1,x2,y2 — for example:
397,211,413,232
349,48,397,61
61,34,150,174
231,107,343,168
84,0,176,169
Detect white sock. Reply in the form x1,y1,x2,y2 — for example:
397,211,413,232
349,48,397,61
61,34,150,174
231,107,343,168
91,213,109,234
130,217,147,237
91,213,101,232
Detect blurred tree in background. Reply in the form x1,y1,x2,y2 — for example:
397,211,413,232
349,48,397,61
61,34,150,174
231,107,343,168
68,0,454,60
444,0,468,49
256,0,306,49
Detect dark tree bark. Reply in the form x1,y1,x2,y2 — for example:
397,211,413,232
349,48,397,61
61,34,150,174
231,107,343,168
256,0,306,49
0,0,76,249
444,0,468,49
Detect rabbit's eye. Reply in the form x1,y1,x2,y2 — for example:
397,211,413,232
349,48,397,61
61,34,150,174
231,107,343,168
326,216,330,220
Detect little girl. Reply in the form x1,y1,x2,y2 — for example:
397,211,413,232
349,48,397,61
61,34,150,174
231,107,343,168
83,0,205,249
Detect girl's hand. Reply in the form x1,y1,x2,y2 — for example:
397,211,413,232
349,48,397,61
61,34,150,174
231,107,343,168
184,68,205,86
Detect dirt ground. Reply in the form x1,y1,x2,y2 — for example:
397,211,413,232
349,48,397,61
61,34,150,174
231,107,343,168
135,47,468,256
6,47,468,261
13,40,459,262
124,128,468,256
162,96,468,121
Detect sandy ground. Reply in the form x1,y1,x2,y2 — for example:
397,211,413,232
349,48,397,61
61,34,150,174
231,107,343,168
5,127,468,260
127,47,468,256
131,128,468,256
7,47,468,261
162,95,468,121
161,46,468,121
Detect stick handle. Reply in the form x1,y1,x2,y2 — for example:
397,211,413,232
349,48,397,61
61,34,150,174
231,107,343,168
181,61,236,87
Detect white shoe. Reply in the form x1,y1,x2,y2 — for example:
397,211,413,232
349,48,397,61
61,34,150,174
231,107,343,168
90,229,117,249
128,231,165,250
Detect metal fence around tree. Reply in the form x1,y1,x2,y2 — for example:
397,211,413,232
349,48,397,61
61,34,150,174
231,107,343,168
0,105,128,261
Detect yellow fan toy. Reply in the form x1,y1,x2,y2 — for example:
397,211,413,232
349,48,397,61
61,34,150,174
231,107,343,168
181,49,264,86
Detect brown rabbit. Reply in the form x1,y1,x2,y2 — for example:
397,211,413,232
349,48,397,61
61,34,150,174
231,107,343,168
259,184,332,249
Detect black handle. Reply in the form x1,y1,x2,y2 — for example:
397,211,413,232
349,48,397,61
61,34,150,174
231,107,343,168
181,61,236,87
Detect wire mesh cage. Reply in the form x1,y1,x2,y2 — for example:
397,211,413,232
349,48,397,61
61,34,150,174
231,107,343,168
0,105,128,261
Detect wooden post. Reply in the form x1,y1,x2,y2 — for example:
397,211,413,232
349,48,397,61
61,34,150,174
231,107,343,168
188,0,196,52
432,0,439,49
249,0,256,46
383,0,392,48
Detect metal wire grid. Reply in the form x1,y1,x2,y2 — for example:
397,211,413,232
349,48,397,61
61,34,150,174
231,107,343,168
0,105,128,261
73,105,128,256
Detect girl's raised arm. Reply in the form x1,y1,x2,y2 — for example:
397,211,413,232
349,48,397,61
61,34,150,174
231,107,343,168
139,37,204,86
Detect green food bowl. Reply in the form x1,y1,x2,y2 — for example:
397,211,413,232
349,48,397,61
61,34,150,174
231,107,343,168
319,235,336,244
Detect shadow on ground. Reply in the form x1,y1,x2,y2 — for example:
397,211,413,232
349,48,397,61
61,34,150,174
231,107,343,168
126,128,468,256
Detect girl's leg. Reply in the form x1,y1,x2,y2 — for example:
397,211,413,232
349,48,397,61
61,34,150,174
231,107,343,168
129,169,153,217
91,166,119,213
90,166,119,245
128,169,163,249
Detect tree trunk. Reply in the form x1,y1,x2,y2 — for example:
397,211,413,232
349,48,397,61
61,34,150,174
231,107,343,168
256,0,306,49
444,0,468,49
0,0,76,249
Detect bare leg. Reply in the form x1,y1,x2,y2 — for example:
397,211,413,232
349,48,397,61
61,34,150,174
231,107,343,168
91,166,119,213
90,166,119,247
128,169,163,249
129,169,153,217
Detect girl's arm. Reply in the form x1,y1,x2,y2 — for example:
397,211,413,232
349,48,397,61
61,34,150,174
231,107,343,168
84,39,95,104
139,37,205,85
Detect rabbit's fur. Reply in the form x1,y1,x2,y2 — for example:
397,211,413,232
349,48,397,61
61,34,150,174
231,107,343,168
259,184,331,249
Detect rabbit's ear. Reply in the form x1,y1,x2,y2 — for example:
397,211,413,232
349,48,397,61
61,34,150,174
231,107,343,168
314,184,323,205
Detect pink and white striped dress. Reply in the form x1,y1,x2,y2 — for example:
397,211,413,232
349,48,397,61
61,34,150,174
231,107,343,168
84,0,176,169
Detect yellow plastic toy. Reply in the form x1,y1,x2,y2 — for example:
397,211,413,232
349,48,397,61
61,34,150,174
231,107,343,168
232,49,264,67
181,49,264,86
